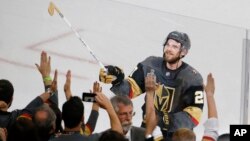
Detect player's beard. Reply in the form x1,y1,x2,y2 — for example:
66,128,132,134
121,121,132,133
163,52,181,64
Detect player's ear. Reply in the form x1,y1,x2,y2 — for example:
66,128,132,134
181,48,188,58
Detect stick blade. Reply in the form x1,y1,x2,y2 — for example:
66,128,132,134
48,2,55,16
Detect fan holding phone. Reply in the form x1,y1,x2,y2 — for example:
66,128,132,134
82,92,96,102
64,70,101,135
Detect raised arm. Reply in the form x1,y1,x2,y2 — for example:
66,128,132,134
35,51,58,105
35,51,52,86
99,64,146,99
64,70,72,101
90,81,101,112
202,73,219,141
83,81,100,135
204,73,217,118
145,72,158,141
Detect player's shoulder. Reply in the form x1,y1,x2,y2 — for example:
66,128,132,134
182,62,201,75
142,56,163,64
181,62,203,82
140,56,163,69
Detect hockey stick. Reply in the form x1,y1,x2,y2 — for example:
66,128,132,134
48,2,106,70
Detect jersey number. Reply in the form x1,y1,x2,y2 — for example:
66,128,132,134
195,91,204,104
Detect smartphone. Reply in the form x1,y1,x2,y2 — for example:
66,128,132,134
82,92,96,102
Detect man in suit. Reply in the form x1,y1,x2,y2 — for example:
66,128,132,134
110,95,162,141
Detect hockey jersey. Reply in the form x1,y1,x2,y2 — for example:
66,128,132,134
111,56,204,134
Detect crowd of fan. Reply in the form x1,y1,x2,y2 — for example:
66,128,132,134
0,51,229,141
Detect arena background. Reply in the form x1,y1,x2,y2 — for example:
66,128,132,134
1,0,250,140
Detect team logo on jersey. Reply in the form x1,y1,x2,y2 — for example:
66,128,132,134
154,85,175,112
154,85,175,129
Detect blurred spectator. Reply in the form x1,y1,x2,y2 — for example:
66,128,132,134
49,94,122,141
63,70,100,135
172,128,195,141
0,77,56,135
33,104,56,141
110,95,145,141
8,117,40,141
49,72,122,141
99,130,128,141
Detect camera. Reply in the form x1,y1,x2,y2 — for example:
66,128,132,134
82,92,96,102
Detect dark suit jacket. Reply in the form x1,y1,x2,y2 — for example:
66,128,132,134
130,126,145,141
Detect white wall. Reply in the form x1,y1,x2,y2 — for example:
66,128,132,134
114,0,250,30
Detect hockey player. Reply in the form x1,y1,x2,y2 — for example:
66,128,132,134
99,31,204,141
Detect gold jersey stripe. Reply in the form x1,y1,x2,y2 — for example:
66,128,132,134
127,77,142,98
183,106,202,125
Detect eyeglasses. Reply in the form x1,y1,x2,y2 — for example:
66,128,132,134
118,111,136,117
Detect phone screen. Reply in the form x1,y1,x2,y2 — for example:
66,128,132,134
82,92,96,102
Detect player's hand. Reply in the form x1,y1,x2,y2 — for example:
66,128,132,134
99,65,124,85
